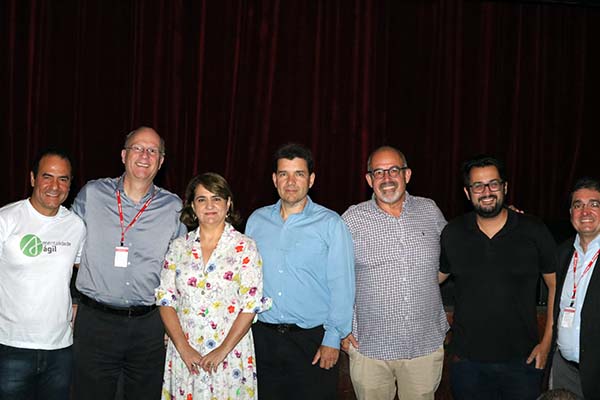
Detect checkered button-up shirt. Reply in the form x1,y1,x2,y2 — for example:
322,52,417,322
342,193,449,360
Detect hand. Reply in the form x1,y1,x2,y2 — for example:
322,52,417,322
341,334,359,353
71,304,78,328
526,342,550,369
179,344,204,375
312,345,339,370
199,346,228,374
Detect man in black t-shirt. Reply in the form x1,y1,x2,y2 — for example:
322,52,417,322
439,155,557,400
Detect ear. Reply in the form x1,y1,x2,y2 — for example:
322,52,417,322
504,181,508,195
308,173,315,188
121,149,127,164
463,187,471,201
30,171,35,188
158,156,164,170
227,198,232,212
366,173,374,189
403,168,412,184
272,173,278,188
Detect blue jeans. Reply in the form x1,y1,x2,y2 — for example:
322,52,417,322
0,344,72,400
450,356,543,400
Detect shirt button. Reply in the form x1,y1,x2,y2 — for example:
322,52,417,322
126,282,130,286
278,292,282,296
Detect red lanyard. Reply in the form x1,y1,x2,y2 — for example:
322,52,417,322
116,189,155,246
570,249,600,306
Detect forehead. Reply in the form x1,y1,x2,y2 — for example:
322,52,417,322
277,157,309,172
37,155,72,176
571,188,600,203
194,184,216,197
371,149,404,168
128,129,161,147
469,165,500,182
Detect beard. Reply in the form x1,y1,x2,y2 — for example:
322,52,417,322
473,195,504,218
376,182,402,204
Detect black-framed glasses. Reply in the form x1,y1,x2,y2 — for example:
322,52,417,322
468,179,504,194
125,144,164,157
368,166,408,179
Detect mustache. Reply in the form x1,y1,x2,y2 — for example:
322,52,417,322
378,182,398,191
478,195,497,202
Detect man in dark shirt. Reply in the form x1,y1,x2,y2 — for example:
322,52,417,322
439,155,556,400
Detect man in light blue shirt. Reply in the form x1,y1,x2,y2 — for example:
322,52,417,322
552,177,600,400
246,143,355,400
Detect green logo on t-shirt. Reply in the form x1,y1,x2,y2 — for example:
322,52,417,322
20,234,43,257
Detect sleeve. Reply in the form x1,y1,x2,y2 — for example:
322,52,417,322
155,238,183,309
238,237,272,314
171,197,188,240
536,221,558,274
322,216,356,348
439,225,452,274
71,185,88,219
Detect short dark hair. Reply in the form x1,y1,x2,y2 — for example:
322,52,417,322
461,155,507,187
31,148,73,177
180,172,242,231
569,176,600,205
272,143,314,174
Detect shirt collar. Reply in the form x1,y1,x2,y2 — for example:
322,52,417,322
574,232,600,256
465,207,517,235
369,191,412,217
114,173,157,202
271,196,314,219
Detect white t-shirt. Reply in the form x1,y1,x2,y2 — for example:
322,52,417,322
0,199,86,350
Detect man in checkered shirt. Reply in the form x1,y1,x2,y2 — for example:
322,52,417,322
341,146,449,399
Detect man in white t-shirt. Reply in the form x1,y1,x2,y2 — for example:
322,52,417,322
0,148,86,400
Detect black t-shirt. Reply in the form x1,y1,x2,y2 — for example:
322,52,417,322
440,209,557,362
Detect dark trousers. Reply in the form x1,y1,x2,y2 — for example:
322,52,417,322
0,344,72,400
73,303,166,400
550,351,584,399
450,357,543,400
252,322,338,400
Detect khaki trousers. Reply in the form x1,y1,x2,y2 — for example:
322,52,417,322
348,345,444,400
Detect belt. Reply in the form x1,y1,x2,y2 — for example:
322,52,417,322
560,351,580,370
256,321,309,334
79,294,156,317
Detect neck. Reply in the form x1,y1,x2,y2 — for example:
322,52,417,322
579,234,599,253
280,197,308,221
476,208,508,238
122,174,153,203
29,198,59,217
199,223,225,243
375,197,404,218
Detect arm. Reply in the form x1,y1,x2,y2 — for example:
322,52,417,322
438,272,450,284
199,312,255,373
526,272,556,369
159,306,203,374
315,218,355,369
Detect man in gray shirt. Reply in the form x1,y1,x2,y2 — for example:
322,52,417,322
72,127,186,400
341,146,448,400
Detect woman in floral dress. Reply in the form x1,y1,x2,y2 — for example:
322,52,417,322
155,173,270,400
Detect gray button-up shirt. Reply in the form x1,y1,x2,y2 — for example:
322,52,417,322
342,193,449,360
73,176,186,307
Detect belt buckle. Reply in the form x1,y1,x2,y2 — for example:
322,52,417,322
276,324,289,334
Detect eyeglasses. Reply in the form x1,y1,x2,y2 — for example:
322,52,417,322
368,166,408,179
125,144,164,157
468,179,504,194
571,200,600,211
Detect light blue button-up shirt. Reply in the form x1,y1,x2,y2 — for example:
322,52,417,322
557,234,600,362
245,197,355,349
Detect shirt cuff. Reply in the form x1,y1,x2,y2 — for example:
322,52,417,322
322,329,341,349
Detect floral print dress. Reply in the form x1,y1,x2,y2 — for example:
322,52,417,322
155,223,270,400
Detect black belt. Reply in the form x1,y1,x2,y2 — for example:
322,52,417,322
560,351,580,370
256,321,320,334
79,294,156,317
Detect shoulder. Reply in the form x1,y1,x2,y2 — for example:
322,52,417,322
154,185,183,209
58,206,86,228
246,203,277,226
342,200,371,218
407,194,444,215
0,199,27,217
442,213,470,235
